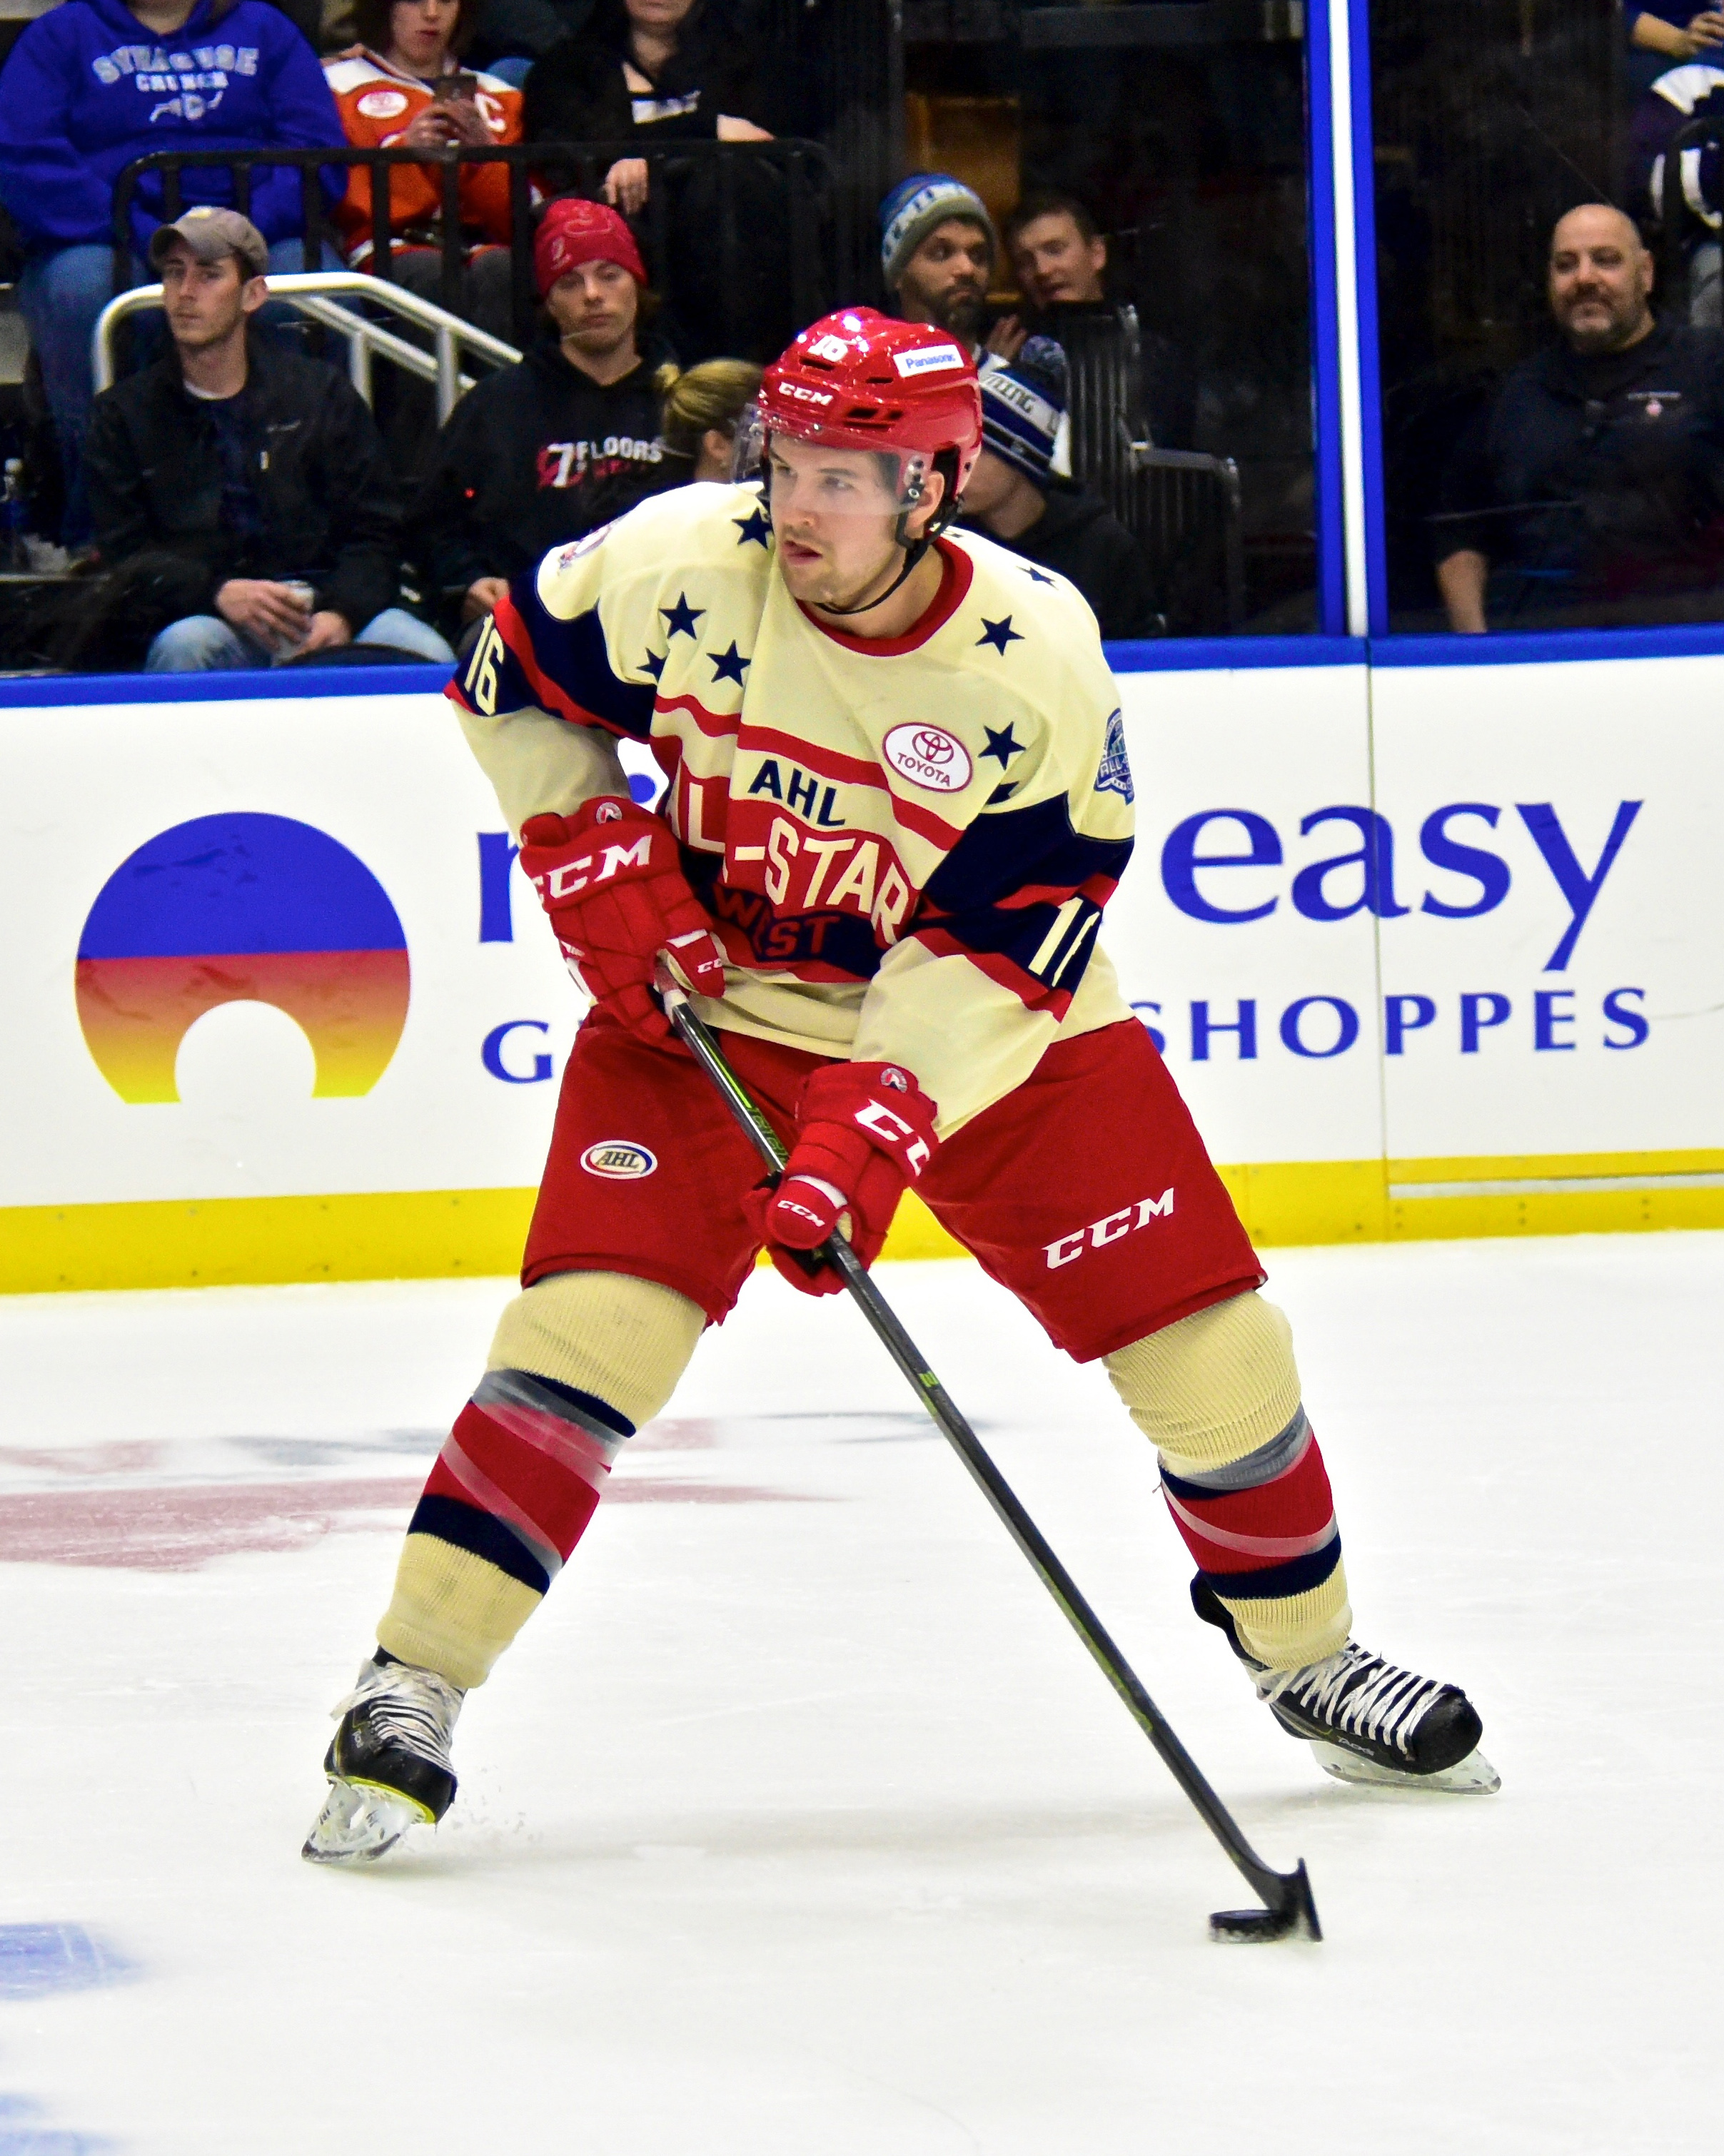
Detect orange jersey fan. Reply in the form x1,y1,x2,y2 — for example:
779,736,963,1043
321,50,523,263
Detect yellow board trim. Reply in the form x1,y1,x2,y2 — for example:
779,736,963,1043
4,1152,1723,1295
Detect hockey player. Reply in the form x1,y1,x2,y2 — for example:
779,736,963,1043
305,308,1496,1863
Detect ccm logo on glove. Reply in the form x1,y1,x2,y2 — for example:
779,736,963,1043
744,1060,939,1297
519,797,725,1043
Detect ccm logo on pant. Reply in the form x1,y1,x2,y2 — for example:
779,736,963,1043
1045,1190,1174,1269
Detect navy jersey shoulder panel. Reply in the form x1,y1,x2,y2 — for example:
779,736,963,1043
922,791,1134,912
509,573,658,738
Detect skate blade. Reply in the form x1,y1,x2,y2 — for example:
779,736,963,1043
301,1776,433,1864
1311,1740,1501,1795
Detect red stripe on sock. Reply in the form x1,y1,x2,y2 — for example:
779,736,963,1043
1162,1434,1337,1578
420,1399,610,1561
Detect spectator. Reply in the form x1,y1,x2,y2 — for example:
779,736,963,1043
0,0,346,543
523,0,770,216
1004,188,1196,450
408,198,675,633
657,355,760,480
85,208,453,668
1434,201,1724,632
959,337,1161,639
1007,190,1109,312
524,0,783,356
1628,5,1724,68
1623,9,1724,102
880,172,999,358
1631,57,1724,324
323,0,523,341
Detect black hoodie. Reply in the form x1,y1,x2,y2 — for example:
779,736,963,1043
409,335,677,599
970,482,1163,640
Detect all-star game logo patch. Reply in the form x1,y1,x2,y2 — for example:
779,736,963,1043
1094,708,1134,801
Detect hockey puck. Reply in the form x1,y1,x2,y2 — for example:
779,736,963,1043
1209,1907,1299,1943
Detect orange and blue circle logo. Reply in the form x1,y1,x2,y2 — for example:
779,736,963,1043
76,813,410,1103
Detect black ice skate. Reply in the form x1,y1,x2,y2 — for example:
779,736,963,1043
1193,1581,1500,1793
301,1651,465,1863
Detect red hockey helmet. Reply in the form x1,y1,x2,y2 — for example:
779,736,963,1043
751,308,984,500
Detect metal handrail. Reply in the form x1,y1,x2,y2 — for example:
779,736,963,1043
111,138,845,355
1128,443,1246,632
92,271,520,423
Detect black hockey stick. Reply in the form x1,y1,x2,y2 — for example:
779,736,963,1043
655,968,1320,1944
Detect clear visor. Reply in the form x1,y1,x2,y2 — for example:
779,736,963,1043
735,406,930,524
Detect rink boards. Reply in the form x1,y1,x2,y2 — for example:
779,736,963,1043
2,648,1720,1292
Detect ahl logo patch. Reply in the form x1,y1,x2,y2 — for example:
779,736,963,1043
581,1140,657,1179
1094,708,1134,801
882,722,973,794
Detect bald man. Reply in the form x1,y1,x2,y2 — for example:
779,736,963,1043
1434,202,1724,631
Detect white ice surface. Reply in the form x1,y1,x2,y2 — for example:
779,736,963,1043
0,1234,1717,2152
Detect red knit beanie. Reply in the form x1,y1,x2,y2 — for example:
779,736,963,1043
533,198,650,298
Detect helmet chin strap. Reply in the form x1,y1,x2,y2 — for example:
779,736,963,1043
812,529,936,621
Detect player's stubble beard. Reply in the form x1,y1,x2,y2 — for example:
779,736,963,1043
800,546,904,620
777,515,914,623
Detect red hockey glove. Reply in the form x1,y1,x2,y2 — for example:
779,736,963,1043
518,797,725,1042
743,1061,939,1297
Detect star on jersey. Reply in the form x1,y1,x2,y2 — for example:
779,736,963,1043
977,614,1024,655
732,505,772,548
982,723,1024,770
660,592,705,639
710,639,751,686
1020,565,1055,585
640,649,665,681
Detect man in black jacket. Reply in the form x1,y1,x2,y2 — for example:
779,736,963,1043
959,337,1163,639
1436,201,1724,631
409,198,677,639
86,208,453,671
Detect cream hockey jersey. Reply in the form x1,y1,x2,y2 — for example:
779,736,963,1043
448,481,1136,1134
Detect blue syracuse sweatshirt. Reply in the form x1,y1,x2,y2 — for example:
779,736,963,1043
0,0,346,257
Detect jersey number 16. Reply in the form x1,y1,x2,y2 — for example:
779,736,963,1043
466,617,507,715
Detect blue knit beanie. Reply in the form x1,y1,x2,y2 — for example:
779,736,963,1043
977,338,1067,487
879,173,998,291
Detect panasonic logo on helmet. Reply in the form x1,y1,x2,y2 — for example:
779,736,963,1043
894,345,965,377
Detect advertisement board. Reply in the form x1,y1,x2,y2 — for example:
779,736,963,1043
2,651,1718,1293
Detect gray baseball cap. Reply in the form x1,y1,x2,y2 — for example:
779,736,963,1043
148,206,269,278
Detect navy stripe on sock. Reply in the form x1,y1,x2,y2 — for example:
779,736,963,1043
473,1367,635,1443
533,1371,635,1439
1200,1536,1343,1604
408,1493,551,1594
